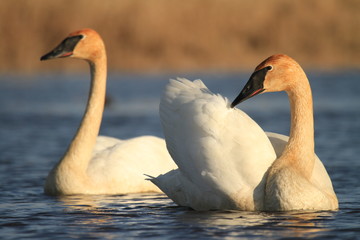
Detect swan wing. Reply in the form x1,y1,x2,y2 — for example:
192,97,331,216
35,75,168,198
158,78,276,210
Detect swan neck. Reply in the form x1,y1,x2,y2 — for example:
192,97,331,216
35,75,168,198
61,53,107,171
282,74,315,177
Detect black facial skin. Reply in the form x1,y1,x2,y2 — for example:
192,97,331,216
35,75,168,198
230,66,272,108
40,35,84,61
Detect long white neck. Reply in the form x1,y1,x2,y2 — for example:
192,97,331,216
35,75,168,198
280,72,315,178
59,54,107,172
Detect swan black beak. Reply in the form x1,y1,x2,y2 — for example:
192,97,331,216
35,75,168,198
40,35,83,61
231,67,271,108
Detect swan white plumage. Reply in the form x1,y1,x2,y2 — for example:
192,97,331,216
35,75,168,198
40,28,176,196
150,78,277,210
150,54,338,211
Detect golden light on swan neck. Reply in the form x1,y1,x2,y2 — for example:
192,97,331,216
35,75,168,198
43,29,108,195
258,54,315,178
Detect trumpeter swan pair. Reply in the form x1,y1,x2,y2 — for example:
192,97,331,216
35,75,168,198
41,28,176,195
150,54,338,211
41,29,338,211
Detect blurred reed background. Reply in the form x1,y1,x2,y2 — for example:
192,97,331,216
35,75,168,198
0,0,359,73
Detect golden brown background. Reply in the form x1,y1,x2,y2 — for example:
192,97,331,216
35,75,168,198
0,0,359,73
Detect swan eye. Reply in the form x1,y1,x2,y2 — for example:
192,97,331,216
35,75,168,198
267,65,273,71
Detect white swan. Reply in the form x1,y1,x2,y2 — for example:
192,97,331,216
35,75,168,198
231,54,338,211
40,28,176,196
150,54,338,211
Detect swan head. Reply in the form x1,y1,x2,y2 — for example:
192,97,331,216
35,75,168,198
231,54,303,108
40,28,105,62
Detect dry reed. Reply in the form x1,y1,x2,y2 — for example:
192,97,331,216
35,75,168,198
0,0,359,73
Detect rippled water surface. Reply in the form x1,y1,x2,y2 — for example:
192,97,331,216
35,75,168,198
0,71,359,239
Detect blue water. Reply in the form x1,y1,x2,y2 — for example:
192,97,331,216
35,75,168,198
0,71,359,239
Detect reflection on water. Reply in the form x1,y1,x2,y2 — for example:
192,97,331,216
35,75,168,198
265,211,332,238
0,72,359,239
58,195,125,239
177,209,333,239
54,193,337,239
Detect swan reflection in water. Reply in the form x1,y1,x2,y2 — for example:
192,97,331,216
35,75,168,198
175,209,333,238
56,193,172,238
57,193,333,239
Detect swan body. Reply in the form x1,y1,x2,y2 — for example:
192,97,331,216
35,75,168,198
151,78,277,210
264,132,337,210
151,55,338,211
41,29,176,195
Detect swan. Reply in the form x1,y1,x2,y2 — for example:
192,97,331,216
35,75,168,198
150,55,338,211
231,54,338,211
40,28,176,196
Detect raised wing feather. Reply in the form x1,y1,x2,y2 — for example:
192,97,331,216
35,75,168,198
157,78,277,210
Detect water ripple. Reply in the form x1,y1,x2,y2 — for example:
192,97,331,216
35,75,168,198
0,73,359,239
